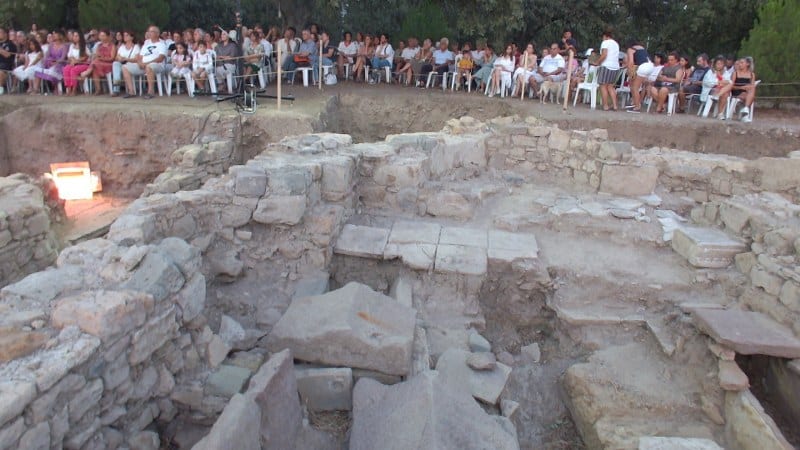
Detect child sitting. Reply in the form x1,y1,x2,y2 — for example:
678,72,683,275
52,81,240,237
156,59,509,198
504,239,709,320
455,49,474,91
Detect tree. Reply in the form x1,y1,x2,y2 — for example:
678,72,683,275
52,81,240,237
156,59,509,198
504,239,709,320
1,0,71,30
79,0,169,32
398,1,451,42
740,0,800,104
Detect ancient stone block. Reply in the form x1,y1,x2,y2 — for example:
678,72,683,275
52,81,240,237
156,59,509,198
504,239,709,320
176,274,206,323
349,372,518,450
0,380,36,428
487,230,539,262
599,164,659,196
266,282,416,376
321,156,355,201
718,360,749,391
435,349,512,404
233,167,268,198
252,195,306,226
426,191,473,220
295,366,354,411
548,128,570,151
205,365,252,397
383,243,436,271
435,245,487,276
129,307,179,365
246,349,302,450
193,394,260,450
52,290,153,340
334,224,389,259
0,328,48,363
693,309,800,358
121,251,185,302
671,226,746,268
439,227,487,248
597,141,632,162
388,220,441,245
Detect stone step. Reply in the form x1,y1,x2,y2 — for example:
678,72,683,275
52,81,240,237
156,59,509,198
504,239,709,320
671,226,747,268
692,308,800,358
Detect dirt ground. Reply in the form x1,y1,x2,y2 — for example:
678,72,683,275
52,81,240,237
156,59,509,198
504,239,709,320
2,81,799,163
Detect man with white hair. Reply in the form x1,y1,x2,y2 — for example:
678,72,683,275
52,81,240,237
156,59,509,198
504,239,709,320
122,25,167,99
214,29,240,93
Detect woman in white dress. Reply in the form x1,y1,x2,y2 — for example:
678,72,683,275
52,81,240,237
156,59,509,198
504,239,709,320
489,44,514,96
512,43,537,97
13,39,43,93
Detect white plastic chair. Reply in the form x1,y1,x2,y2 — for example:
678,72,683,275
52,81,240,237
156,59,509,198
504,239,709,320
135,73,164,96
292,67,313,86
365,65,391,84
645,92,677,115
484,69,512,97
727,80,761,122
573,66,599,109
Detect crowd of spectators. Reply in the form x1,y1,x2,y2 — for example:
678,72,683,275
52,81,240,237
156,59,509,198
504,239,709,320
0,23,758,121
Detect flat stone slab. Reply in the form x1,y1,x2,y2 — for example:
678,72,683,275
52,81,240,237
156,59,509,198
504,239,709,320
350,372,519,450
205,365,252,397
638,437,723,450
295,366,353,411
435,245,487,276
439,227,488,248
388,221,441,245
266,282,416,376
671,226,746,268
334,224,390,259
384,243,436,271
692,309,800,358
435,349,512,405
488,230,538,262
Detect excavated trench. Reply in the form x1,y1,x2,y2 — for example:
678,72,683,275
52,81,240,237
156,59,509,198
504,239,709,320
1,94,799,450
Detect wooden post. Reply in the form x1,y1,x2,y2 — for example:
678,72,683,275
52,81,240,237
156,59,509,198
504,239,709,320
520,52,528,101
563,49,574,111
319,39,323,90
277,43,282,110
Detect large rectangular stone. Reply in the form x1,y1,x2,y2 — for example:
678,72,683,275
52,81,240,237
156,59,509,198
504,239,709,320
439,227,487,248
129,307,179,365
435,245,487,276
51,290,153,340
388,221,441,245
295,367,353,411
334,224,389,259
693,309,800,358
233,167,268,198
599,164,659,196
488,230,538,262
252,195,306,226
0,380,36,428
383,243,436,271
672,226,747,268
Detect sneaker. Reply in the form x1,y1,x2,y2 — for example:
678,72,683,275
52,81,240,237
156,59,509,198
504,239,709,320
741,116,752,123
740,106,750,117
717,113,726,120
626,108,640,114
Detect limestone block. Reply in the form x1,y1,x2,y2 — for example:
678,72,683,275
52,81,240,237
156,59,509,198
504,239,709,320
383,243,436,271
233,167,268,198
129,307,179,365
435,245,487,276
725,390,793,450
426,191,473,219
334,224,389,259
252,195,306,226
440,227,487,248
192,394,260,450
69,379,103,423
205,365,252,397
33,331,99,391
467,352,497,370
295,366,354,411
207,335,231,369
321,156,355,201
671,226,746,268
267,168,312,195
488,230,539,263
266,282,416,376
374,158,428,189
0,328,48,363
18,421,50,450
718,360,749,391
219,315,246,347
638,437,723,450
692,309,800,358
129,431,160,450
52,290,153,340
121,250,185,302
107,213,157,245
0,380,36,428
599,164,659,196
750,266,784,296
349,372,519,450
0,418,24,450
435,349,512,404
597,141,632,162
176,274,206,323
1,265,84,305
548,128,570,152
245,349,302,450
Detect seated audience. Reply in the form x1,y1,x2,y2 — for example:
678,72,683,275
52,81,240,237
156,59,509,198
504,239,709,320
0,27,19,95
112,31,139,95
488,44,514,96
214,30,239,92
336,31,358,78
532,42,566,92
473,45,496,92
191,41,214,93
649,51,684,113
678,53,709,112
370,33,394,82
170,41,193,90
422,38,453,87
513,43,538,96
716,57,757,122
408,38,433,86
352,34,374,82
313,31,336,83
63,31,90,96
701,54,732,115
283,28,315,83
395,37,419,85
454,47,474,90
87,30,116,94
122,25,168,99
12,38,43,93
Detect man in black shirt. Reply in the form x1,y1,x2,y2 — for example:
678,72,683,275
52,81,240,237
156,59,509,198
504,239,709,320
678,53,710,112
0,27,19,95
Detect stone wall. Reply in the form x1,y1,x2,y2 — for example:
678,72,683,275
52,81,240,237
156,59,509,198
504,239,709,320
0,236,210,449
0,175,59,289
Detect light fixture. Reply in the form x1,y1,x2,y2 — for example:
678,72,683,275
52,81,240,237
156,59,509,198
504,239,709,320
49,162,102,200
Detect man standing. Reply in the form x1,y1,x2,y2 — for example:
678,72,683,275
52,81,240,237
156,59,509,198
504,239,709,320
678,53,710,112
0,28,18,95
596,28,621,111
122,25,167,99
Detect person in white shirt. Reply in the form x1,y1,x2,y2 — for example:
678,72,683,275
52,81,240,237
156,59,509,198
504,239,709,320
532,42,566,90
122,25,167,99
395,36,419,82
336,31,358,78
426,38,453,85
371,33,394,75
276,27,298,68
191,41,214,94
596,27,621,111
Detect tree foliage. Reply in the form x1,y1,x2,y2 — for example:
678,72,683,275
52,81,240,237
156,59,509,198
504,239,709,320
398,1,451,43
1,0,71,30
740,0,800,102
79,0,169,31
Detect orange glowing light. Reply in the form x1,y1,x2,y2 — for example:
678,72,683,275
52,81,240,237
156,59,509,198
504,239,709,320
49,162,101,200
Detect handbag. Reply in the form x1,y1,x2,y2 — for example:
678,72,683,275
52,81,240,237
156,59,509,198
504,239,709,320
293,54,310,64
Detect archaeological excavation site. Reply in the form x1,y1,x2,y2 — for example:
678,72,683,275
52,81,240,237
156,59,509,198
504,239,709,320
1,91,800,450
